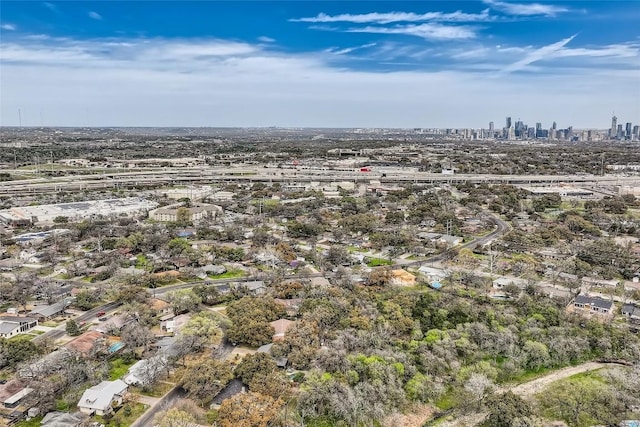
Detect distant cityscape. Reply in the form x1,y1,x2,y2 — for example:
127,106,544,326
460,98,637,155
405,114,639,142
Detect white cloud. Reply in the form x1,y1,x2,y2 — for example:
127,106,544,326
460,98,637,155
1,23,17,31
483,0,569,16
292,9,492,24
555,43,640,59
329,43,377,55
1,35,638,128
503,35,576,72
43,2,57,12
258,36,275,43
88,11,102,20
500,37,640,73
347,23,478,40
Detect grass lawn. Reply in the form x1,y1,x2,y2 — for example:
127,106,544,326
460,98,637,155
55,399,72,411
40,321,60,327
366,258,394,267
130,381,175,398
109,358,138,380
135,254,151,269
8,334,35,342
94,402,148,427
209,268,245,279
15,417,43,427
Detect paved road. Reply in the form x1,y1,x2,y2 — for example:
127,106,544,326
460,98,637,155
1,166,638,196
33,301,121,344
130,386,187,427
395,212,510,269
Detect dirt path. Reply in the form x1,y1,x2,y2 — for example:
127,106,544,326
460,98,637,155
506,361,606,398
434,361,609,427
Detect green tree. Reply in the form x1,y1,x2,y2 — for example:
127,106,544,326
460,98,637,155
537,379,621,427
181,359,233,406
483,391,534,427
235,353,277,384
217,392,282,427
181,311,224,349
0,337,40,368
154,408,197,427
166,289,202,314
66,319,80,336
228,320,275,348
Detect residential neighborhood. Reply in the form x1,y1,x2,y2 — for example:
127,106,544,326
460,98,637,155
0,128,640,427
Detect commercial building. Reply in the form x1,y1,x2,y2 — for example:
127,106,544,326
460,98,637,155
148,203,222,222
0,198,157,225
159,186,213,201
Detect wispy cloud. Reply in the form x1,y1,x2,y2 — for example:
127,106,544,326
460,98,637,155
258,36,275,43
1,23,17,31
88,11,102,20
347,23,477,40
483,0,569,17
42,2,57,12
292,9,492,24
556,44,640,59
1,34,638,128
327,43,377,55
503,35,576,72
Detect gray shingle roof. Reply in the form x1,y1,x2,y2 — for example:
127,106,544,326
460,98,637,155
574,295,613,310
0,322,19,335
29,301,66,318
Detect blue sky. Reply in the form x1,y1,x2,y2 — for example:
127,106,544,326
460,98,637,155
1,1,639,128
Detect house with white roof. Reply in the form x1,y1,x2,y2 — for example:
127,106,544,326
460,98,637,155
77,380,128,416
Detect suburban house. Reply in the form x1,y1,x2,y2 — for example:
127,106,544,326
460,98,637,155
493,277,528,290
94,313,136,334
257,343,288,368
29,301,68,322
210,379,245,410
123,356,167,386
40,411,86,427
160,313,191,334
270,319,294,342
274,298,303,316
239,281,266,295
572,295,614,315
622,304,640,322
65,331,105,356
389,269,417,287
0,316,37,339
3,388,33,409
582,277,620,289
418,266,447,284
77,380,128,416
149,298,172,316
439,234,463,246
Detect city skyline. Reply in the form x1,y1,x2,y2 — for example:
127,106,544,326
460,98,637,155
1,1,639,128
